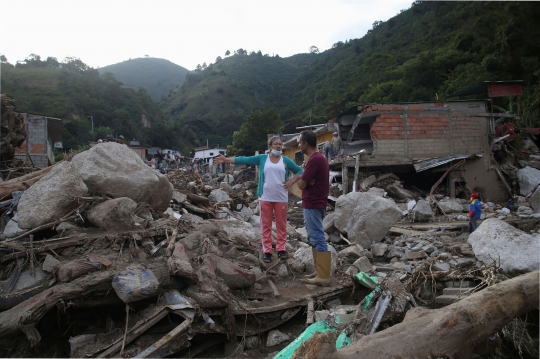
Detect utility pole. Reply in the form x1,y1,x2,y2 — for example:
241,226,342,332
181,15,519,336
88,116,94,134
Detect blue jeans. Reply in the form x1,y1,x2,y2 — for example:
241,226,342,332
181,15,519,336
304,208,328,252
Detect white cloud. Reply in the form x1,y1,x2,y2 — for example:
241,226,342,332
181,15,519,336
0,0,411,70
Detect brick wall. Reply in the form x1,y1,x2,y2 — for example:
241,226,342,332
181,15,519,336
27,116,47,154
367,104,489,159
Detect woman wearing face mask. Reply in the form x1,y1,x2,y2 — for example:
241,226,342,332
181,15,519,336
214,136,303,263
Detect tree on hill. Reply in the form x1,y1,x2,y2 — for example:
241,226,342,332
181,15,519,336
216,56,222,62
225,50,230,57
309,46,319,54
227,109,282,156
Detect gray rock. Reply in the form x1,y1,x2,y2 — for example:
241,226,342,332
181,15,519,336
433,262,450,271
42,254,61,273
248,215,260,227
208,189,231,203
18,162,88,229
323,212,336,233
334,192,402,248
468,218,540,274
266,329,290,347
370,243,388,257
295,227,308,242
182,213,204,224
438,199,465,214
385,185,414,201
413,200,434,222
338,245,366,264
345,256,372,275
328,233,343,244
210,219,260,240
387,246,404,259
71,142,173,211
367,187,385,197
360,175,376,191
517,166,540,196
172,191,187,203
3,213,28,238
406,251,427,260
278,264,288,278
87,197,138,229
235,205,253,221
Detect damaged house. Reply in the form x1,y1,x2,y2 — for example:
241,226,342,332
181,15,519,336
284,81,525,204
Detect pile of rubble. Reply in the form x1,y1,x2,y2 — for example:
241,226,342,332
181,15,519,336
0,142,538,358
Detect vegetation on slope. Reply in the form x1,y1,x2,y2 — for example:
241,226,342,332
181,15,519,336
98,57,190,101
166,1,540,148
0,56,189,152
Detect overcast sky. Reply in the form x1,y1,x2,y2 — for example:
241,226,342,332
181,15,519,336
1,0,411,71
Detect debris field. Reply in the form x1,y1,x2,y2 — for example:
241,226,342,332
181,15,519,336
0,140,538,358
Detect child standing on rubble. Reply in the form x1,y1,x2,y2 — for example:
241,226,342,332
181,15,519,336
469,192,482,233
213,136,303,263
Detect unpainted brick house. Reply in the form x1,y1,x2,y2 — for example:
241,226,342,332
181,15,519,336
332,98,516,203
14,113,63,168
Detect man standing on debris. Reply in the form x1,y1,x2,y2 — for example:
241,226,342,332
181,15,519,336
214,136,303,263
297,130,331,286
469,192,482,233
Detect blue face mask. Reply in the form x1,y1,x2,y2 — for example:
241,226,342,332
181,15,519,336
271,149,282,156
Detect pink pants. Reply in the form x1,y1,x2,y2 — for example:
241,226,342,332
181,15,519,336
259,200,288,253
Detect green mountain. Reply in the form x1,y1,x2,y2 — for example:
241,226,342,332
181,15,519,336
98,57,190,101
0,58,186,151
164,1,540,146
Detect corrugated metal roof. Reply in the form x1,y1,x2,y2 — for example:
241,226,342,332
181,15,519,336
414,155,469,172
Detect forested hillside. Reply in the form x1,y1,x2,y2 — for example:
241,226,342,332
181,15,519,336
98,57,190,101
0,57,184,151
165,1,540,146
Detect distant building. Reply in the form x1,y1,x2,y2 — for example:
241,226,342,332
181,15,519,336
190,146,226,165
14,113,63,168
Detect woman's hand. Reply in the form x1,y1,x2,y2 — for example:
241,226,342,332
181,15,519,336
213,154,227,164
283,180,292,189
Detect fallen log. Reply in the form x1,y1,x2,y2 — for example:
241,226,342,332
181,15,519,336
0,164,55,199
328,270,539,358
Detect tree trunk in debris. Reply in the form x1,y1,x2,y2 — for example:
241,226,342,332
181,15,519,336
329,270,539,359
0,165,55,199
0,259,170,342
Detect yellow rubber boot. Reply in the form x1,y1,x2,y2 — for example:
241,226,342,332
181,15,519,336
305,251,331,287
304,248,317,279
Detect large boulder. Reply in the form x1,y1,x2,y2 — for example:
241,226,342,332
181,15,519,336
517,166,540,196
71,142,173,212
412,200,434,222
18,162,88,229
333,192,402,248
468,218,540,274
86,197,137,229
